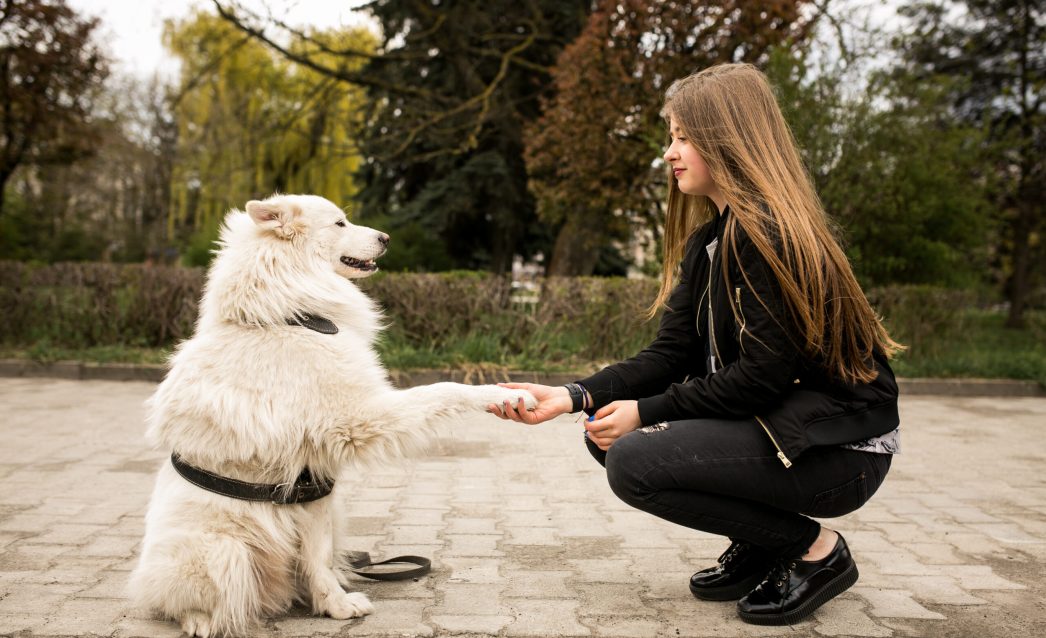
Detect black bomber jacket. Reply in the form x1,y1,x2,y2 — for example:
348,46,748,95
577,207,900,468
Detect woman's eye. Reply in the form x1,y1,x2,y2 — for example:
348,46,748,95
335,221,346,227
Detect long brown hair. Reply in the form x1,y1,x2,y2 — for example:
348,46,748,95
650,63,902,384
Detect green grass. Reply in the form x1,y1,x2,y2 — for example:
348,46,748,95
0,343,172,365
888,309,1046,386
3,309,1043,387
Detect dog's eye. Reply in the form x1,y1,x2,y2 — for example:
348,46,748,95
335,221,346,228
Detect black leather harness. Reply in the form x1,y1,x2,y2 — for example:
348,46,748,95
170,453,334,504
168,313,340,505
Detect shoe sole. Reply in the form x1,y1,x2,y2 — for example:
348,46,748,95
690,571,766,601
737,561,859,625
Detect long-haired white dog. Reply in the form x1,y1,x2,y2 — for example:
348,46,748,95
128,194,535,637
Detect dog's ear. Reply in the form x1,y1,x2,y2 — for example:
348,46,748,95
246,200,305,239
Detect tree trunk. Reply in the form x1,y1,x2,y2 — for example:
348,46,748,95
546,217,603,276
1005,201,1033,329
0,168,12,220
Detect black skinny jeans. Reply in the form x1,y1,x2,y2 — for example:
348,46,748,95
586,417,891,559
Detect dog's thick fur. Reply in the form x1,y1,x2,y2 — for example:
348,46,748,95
128,194,535,637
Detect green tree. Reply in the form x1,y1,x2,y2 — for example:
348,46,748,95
0,0,109,220
525,0,814,275
892,0,1044,325
214,0,591,273
768,48,992,288
165,10,375,263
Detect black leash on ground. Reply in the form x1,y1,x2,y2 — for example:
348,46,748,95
343,551,432,581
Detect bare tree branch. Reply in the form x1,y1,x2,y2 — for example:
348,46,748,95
211,0,445,103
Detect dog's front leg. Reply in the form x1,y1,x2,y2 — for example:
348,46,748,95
299,501,374,620
388,382,537,421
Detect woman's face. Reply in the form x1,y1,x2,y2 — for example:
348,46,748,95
663,117,717,198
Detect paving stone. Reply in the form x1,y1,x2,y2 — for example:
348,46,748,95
901,541,966,564
502,569,574,598
860,548,941,576
390,508,446,526
445,516,498,534
342,599,433,636
573,583,656,618
0,613,49,634
443,533,503,557
79,534,140,558
946,564,1027,590
567,559,634,584
812,597,893,636
581,616,663,637
112,616,187,637
503,525,559,545
0,513,56,533
344,501,397,518
431,582,507,615
898,575,988,605
442,557,505,584
503,598,591,636
78,570,131,598
941,506,1003,524
35,598,132,635
387,524,442,545
966,522,1046,544
429,614,511,634
639,570,694,600
270,614,357,636
501,509,554,526
851,586,947,619
939,530,1005,555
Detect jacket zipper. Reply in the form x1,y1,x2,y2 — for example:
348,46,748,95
734,286,747,353
754,415,793,468
708,255,722,369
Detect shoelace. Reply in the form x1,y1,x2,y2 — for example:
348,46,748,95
717,540,748,568
767,558,798,593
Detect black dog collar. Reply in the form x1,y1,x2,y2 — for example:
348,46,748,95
287,313,338,334
170,454,334,504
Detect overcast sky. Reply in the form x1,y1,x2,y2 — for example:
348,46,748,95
67,0,904,81
67,0,373,78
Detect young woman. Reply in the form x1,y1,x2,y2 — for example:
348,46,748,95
490,63,902,626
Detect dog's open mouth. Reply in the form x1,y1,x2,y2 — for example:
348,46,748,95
340,256,379,272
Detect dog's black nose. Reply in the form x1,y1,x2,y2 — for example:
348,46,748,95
378,233,390,247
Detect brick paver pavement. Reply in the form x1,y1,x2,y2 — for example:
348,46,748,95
1,378,1044,637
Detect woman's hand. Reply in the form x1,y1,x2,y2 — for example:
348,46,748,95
585,400,641,450
487,382,571,425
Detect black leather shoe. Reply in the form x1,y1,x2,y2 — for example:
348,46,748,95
689,540,774,601
736,533,858,625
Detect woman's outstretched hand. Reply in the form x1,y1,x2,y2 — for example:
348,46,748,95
585,400,641,450
487,382,571,425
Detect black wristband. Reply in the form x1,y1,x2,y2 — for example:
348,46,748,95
563,383,584,413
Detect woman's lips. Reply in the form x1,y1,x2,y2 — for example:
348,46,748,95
673,168,686,176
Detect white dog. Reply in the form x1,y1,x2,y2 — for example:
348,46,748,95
128,194,535,637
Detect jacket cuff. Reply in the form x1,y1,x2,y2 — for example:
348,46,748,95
637,394,678,426
575,368,624,411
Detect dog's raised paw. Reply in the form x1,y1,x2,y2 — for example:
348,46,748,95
519,390,538,410
490,388,538,411
180,610,212,637
325,591,374,619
